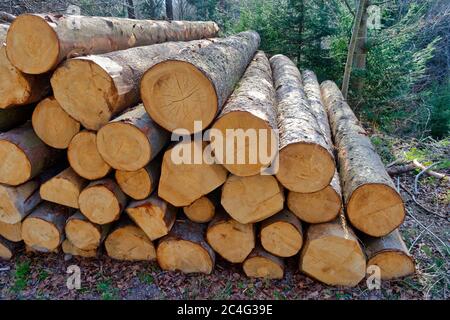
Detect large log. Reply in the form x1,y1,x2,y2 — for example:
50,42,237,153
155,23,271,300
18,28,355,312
206,210,255,263
40,167,87,208
221,174,284,224
210,51,277,176
299,215,366,287
242,246,284,279
158,141,228,207
67,130,112,180
0,104,34,132
65,211,109,250
7,14,219,74
126,194,176,241
0,220,22,242
260,210,303,257
21,202,73,252
62,239,98,258
157,219,215,274
32,97,80,149
270,55,335,193
97,105,169,170
183,189,219,223
52,40,213,131
0,122,61,186
141,31,260,134
78,178,127,225
105,217,156,261
0,236,22,260
320,81,405,236
363,229,415,280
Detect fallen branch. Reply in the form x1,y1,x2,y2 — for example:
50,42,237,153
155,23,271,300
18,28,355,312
0,12,16,23
387,159,448,180
413,159,447,180
414,162,439,194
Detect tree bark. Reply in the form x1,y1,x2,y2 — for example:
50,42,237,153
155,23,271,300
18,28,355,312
141,31,261,133
7,13,219,74
165,0,174,20
243,246,284,279
0,220,22,242
65,211,110,250
320,81,405,237
0,104,34,132
126,0,136,19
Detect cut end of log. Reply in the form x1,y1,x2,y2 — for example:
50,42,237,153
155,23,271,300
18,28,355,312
183,196,215,223
79,185,122,225
243,248,284,279
40,168,86,208
21,217,61,252
141,60,218,133
368,251,415,280
65,218,102,251
68,131,112,180
0,139,31,185
32,97,80,149
0,241,13,260
0,185,24,224
0,221,22,242
276,143,335,193
105,224,155,261
115,168,153,200
62,239,98,258
6,14,59,74
97,122,151,171
347,183,405,237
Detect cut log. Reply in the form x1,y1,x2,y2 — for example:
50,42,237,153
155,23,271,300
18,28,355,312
7,13,219,74
210,51,277,176
67,130,112,180
299,215,367,287
78,178,127,225
126,194,176,241
105,217,156,261
0,220,22,242
287,171,342,224
40,167,87,208
183,189,219,223
260,210,303,257
157,219,215,274
0,122,61,186
270,55,335,193
32,97,80,149
21,202,73,252
141,31,260,133
363,229,415,280
158,141,228,207
221,174,284,224
97,104,169,170
0,236,22,260
0,104,34,132
206,210,255,263
62,239,98,258
65,211,109,250
52,40,213,130
320,81,405,237
115,158,161,200
242,246,284,279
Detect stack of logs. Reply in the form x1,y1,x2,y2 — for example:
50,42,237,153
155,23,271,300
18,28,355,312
0,13,415,287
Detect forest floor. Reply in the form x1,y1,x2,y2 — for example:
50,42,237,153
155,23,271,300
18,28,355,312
0,136,448,300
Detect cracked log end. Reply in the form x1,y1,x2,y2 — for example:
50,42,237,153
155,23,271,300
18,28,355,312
243,247,284,279
65,215,102,251
116,168,153,200
141,60,218,134
6,14,59,74
183,196,215,223
62,239,98,258
0,139,31,185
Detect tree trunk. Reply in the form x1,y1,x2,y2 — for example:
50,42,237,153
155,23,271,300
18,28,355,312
78,178,128,225
206,210,255,263
353,0,369,92
141,31,260,134
52,40,213,130
320,81,405,237
260,210,303,258
21,202,74,252
210,51,277,176
183,189,220,223
270,55,335,193
299,214,366,287
32,97,80,149
157,219,215,274
105,217,156,261
0,103,34,132
126,0,136,19
65,211,110,250
243,246,284,279
67,130,112,180
62,239,99,258
40,167,87,209
165,0,174,20
115,158,161,200
0,235,21,260
362,229,415,280
126,194,177,241
0,122,62,186
0,220,22,242
221,174,284,224
158,141,228,207
96,104,169,170
6,13,219,74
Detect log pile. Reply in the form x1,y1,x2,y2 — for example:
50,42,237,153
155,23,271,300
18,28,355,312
0,13,414,287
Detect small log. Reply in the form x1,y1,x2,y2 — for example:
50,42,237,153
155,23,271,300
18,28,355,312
0,220,22,242
206,210,255,263
183,190,219,223
260,210,303,257
67,130,112,180
62,239,98,258
221,174,284,224
40,167,87,209
65,211,109,250
0,236,22,260
157,219,215,274
0,104,34,132
243,246,284,279
126,194,176,241
78,178,127,225
97,104,169,170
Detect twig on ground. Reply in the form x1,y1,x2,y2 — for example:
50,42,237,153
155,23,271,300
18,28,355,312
400,183,448,220
387,159,448,180
408,227,428,252
415,162,440,194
